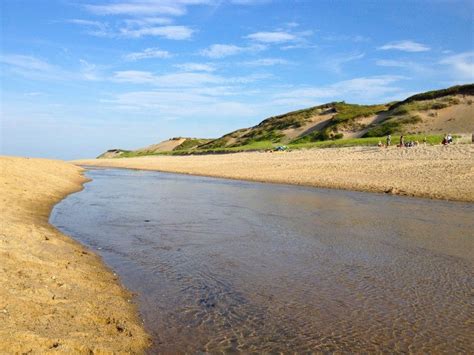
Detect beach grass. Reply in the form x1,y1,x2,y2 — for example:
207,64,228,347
114,134,447,158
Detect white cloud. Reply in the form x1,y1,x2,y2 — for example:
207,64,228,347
378,40,430,52
440,51,474,80
242,58,290,66
85,0,213,16
200,44,265,58
124,48,172,61
120,25,193,39
246,31,296,43
174,62,216,72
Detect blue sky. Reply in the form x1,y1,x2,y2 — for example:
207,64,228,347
1,0,473,159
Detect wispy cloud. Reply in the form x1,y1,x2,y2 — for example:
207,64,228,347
102,89,257,120
120,25,193,39
230,0,272,4
112,70,268,86
0,54,103,81
84,0,213,16
67,19,110,36
124,48,172,61
323,34,370,42
113,70,159,84
440,51,474,80
0,54,55,72
123,17,173,26
200,43,265,58
246,29,313,47
242,58,290,66
0,54,72,81
174,62,216,72
375,59,412,68
67,17,191,39
324,52,365,74
79,59,102,81
246,31,296,43
378,40,430,52
271,75,407,106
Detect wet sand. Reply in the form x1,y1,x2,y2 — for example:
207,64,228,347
75,145,474,202
0,156,149,353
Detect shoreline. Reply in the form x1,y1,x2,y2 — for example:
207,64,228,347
80,163,472,205
74,145,474,203
0,156,149,353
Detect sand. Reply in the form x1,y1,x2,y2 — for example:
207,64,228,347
0,156,149,353
75,145,474,202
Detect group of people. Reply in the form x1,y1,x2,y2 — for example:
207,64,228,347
378,134,423,148
378,133,455,148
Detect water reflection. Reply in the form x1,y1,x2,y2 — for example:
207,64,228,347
51,168,474,352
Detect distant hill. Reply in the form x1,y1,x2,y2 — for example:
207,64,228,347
97,137,212,158
98,84,473,158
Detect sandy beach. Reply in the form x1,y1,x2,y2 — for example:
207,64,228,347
75,145,474,202
0,156,149,353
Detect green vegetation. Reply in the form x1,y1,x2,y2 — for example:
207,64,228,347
173,138,212,151
291,130,331,143
391,100,449,116
290,102,388,144
332,102,387,123
114,134,445,158
198,136,231,149
389,84,474,110
364,115,423,137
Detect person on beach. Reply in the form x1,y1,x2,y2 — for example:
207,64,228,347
399,135,405,147
447,134,453,144
442,134,449,145
386,134,391,146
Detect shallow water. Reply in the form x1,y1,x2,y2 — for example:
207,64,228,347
51,168,474,353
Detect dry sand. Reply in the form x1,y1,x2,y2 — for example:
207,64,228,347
75,145,474,202
0,156,149,353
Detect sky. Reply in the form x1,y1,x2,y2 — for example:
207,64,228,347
1,0,473,159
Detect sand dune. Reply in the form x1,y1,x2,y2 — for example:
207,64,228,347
0,156,149,353
75,145,474,202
